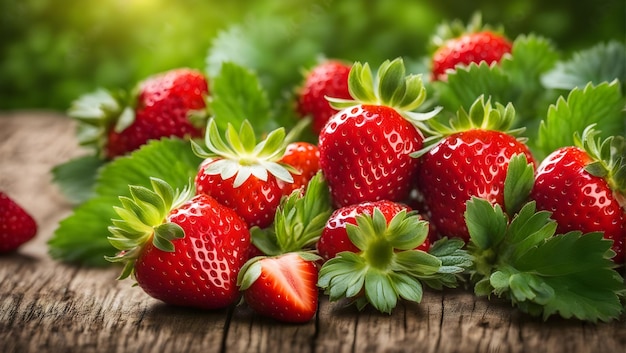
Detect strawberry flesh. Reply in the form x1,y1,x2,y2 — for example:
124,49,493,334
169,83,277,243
243,253,319,323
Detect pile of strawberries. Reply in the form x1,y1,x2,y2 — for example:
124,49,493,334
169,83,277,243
5,15,624,324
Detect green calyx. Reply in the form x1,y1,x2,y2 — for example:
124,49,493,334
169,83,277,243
574,124,626,199
191,118,296,188
327,57,442,124
251,172,333,255
68,89,135,158
105,177,193,279
317,208,471,314
413,95,524,157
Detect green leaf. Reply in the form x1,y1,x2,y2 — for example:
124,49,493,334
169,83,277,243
51,154,105,204
433,62,514,113
541,41,626,91
514,232,614,276
502,34,559,93
209,62,273,136
538,269,624,322
536,81,625,158
503,153,535,216
467,196,625,322
48,138,202,266
505,202,557,259
465,197,508,250
48,196,120,266
428,237,473,274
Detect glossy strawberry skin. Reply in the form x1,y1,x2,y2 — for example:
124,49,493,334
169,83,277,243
195,158,283,229
319,104,424,208
531,146,625,264
415,129,535,242
278,142,321,195
243,253,319,323
0,191,37,253
431,31,512,81
134,193,250,309
106,68,209,158
297,60,352,134
317,200,430,262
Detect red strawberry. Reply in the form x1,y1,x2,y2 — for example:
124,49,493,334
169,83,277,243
317,200,430,262
319,58,441,208
0,191,37,253
296,60,352,134
414,96,535,242
69,68,209,159
430,15,511,81
530,126,625,263
278,142,321,195
107,178,251,309
193,119,297,229
238,252,320,323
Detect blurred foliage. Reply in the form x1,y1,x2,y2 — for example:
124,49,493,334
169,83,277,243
0,0,624,111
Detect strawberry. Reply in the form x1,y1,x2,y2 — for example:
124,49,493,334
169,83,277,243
413,96,536,242
238,252,320,323
317,206,471,313
296,60,352,134
193,119,298,229
106,178,251,309
0,191,37,253
319,58,441,208
316,200,430,262
69,68,209,159
277,142,321,195
430,14,511,81
530,126,626,264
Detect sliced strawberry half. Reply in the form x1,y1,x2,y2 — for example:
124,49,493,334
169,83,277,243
238,252,320,323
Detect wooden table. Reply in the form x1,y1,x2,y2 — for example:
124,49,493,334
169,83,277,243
1,112,625,353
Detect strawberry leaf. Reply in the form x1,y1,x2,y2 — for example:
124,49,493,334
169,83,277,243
541,41,626,91
48,138,202,266
536,81,625,159
501,34,559,93
465,196,625,322
503,153,535,216
51,154,105,204
209,62,272,134
432,62,513,114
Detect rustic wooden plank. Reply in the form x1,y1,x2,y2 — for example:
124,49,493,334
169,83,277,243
0,113,625,353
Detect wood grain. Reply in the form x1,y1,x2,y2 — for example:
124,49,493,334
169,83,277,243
0,113,625,353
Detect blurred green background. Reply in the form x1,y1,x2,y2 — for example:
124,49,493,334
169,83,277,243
1,0,624,111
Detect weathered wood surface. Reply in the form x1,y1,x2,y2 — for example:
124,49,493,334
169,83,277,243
0,112,625,353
